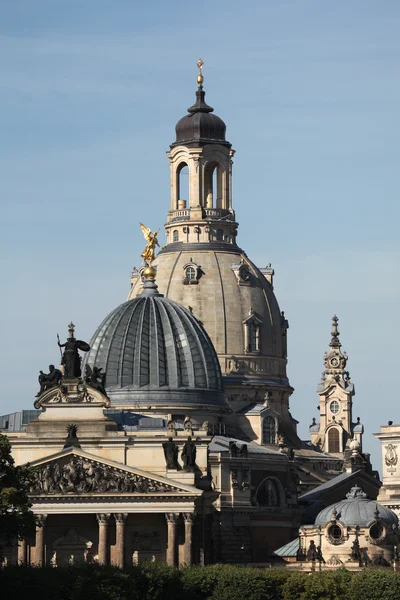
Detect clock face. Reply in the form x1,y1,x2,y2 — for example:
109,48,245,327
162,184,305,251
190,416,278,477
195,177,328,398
330,357,339,368
330,400,340,415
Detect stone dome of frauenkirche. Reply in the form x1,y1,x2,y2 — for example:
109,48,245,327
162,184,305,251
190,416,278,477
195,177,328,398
84,272,228,415
315,486,399,528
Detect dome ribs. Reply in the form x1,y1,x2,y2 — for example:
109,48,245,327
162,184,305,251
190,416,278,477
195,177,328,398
120,299,142,388
156,299,180,388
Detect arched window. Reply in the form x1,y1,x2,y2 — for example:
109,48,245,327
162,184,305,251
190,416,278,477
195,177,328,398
256,478,279,507
176,162,189,207
173,230,179,242
216,228,224,241
328,428,340,453
248,322,260,352
262,416,276,444
204,162,223,208
185,266,196,280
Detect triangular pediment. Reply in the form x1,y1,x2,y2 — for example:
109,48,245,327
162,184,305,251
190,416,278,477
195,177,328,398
28,447,202,497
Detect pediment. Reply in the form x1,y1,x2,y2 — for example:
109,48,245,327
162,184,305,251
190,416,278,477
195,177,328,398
28,448,202,497
34,379,110,410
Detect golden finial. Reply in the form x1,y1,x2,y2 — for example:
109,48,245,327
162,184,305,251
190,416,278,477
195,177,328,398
197,58,204,87
139,223,162,278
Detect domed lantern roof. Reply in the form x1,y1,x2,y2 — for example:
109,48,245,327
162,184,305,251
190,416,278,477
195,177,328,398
83,267,228,415
171,59,230,149
315,486,398,528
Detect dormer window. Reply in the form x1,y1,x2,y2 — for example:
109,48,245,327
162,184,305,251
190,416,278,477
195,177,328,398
243,311,262,354
183,260,202,285
185,266,196,281
262,416,276,444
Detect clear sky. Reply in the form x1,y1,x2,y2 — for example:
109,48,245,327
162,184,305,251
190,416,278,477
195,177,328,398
1,1,399,469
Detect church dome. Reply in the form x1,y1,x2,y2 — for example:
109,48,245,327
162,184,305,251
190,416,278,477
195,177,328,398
315,486,398,528
129,249,290,390
84,275,228,414
172,88,230,148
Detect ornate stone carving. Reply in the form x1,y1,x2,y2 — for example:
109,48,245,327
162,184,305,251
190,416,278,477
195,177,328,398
96,513,111,524
165,513,179,524
385,444,398,474
30,456,178,495
114,513,128,525
183,513,195,523
327,554,343,566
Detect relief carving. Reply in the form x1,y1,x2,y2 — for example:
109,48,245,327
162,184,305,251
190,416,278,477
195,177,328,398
30,456,177,495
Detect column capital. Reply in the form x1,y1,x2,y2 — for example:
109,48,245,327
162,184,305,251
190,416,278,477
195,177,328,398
183,512,195,523
36,514,48,527
114,513,128,524
97,513,111,524
165,512,180,524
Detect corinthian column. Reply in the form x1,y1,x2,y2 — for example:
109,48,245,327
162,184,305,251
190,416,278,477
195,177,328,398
114,513,128,569
165,513,179,567
33,514,47,566
97,513,111,565
183,513,195,565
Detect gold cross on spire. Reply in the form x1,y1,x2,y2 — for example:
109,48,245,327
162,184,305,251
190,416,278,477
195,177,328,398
197,58,204,87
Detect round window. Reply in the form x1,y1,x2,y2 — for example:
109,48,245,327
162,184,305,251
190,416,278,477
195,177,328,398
328,524,343,543
186,266,196,280
369,523,384,542
330,400,340,415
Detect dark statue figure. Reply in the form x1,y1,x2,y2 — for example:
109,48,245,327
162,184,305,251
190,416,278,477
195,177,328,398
63,424,81,449
306,540,317,561
162,438,180,470
316,545,325,564
36,364,62,396
239,444,248,458
182,436,196,472
58,322,90,378
350,538,362,564
229,441,238,457
84,365,107,396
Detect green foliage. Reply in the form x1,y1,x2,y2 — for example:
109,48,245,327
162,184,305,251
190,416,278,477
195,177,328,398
281,571,308,600
0,433,36,544
350,569,400,600
3,563,400,600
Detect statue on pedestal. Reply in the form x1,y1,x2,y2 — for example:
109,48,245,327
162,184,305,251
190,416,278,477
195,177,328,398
182,436,196,472
57,323,90,378
163,438,180,470
36,364,63,397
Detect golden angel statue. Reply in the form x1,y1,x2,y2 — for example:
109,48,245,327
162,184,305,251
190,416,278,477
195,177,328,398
140,223,161,265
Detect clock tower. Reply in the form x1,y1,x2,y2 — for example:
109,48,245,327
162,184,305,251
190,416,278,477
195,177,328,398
309,316,363,456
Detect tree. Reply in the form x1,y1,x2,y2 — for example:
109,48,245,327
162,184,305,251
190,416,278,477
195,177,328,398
0,433,36,544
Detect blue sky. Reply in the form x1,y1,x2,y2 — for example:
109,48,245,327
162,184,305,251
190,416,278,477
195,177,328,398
1,1,399,469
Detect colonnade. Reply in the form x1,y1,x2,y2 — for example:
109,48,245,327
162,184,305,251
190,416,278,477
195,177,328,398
18,511,195,568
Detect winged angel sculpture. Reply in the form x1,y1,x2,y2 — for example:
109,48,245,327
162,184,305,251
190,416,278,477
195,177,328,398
140,223,162,266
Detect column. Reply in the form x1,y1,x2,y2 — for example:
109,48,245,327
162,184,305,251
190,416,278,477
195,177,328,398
17,539,27,565
114,513,128,569
97,513,111,565
165,513,179,567
183,513,195,566
33,514,47,566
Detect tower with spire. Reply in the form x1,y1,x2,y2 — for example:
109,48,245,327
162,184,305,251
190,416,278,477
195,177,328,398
310,316,363,456
128,60,295,443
